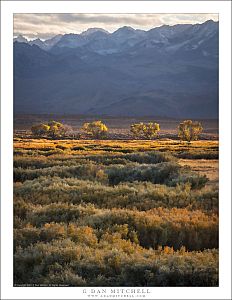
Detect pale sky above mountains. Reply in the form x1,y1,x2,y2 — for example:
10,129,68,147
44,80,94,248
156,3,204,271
14,13,218,40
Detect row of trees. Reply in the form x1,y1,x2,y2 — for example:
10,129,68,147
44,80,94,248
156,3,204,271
31,120,203,142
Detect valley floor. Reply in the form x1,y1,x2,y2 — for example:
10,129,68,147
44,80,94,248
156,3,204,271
13,138,219,287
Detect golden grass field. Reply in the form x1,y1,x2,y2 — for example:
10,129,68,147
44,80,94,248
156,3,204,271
14,138,218,153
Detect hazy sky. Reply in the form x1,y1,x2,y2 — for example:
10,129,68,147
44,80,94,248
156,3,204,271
14,13,219,40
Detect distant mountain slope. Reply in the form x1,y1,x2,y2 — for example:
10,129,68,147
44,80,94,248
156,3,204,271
14,20,218,118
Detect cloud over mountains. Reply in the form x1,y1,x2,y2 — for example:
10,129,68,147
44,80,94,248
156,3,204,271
14,13,218,39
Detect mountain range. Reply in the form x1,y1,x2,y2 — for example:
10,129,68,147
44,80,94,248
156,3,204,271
14,20,219,118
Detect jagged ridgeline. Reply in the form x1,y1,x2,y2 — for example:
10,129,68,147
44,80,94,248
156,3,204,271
14,20,218,118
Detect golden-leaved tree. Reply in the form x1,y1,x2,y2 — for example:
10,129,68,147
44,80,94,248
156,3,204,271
31,120,72,138
178,120,203,142
82,121,108,139
130,122,160,139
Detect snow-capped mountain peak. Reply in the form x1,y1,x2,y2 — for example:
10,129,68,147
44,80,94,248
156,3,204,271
13,35,28,43
81,28,109,36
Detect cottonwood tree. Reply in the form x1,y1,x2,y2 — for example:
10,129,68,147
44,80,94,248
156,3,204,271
31,121,72,138
130,122,160,139
82,121,108,139
178,120,203,142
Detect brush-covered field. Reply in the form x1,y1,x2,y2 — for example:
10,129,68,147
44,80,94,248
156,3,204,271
14,138,219,287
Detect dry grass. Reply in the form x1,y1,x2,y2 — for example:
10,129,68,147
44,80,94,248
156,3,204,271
179,159,219,186
14,138,219,155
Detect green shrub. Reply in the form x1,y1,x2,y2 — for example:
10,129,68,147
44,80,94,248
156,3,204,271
176,151,218,159
14,239,218,286
14,177,218,211
20,204,218,251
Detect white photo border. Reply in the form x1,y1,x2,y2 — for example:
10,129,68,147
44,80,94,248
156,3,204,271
1,1,231,299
